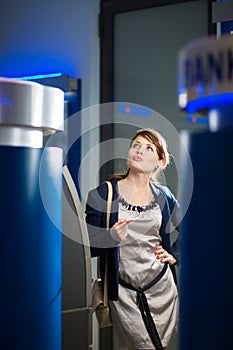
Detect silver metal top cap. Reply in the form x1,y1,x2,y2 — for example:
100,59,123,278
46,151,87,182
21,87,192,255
0,77,64,135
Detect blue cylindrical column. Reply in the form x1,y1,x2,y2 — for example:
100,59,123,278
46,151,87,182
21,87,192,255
178,35,233,349
179,130,233,349
0,78,64,349
0,147,62,349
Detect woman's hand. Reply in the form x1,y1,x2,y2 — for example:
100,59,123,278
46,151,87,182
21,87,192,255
109,219,131,242
154,245,177,265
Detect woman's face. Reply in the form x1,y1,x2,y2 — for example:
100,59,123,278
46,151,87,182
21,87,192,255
127,135,161,175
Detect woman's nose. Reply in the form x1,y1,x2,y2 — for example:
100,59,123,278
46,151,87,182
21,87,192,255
137,145,144,153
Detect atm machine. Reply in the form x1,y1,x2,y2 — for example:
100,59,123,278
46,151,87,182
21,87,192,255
0,74,92,349
29,74,92,350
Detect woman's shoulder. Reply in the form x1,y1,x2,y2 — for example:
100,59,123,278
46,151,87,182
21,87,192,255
97,177,118,191
88,178,118,198
150,183,180,218
150,182,174,197
86,178,119,212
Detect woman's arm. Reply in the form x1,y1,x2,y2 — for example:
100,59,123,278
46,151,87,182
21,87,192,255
154,185,181,265
167,193,181,264
85,186,118,256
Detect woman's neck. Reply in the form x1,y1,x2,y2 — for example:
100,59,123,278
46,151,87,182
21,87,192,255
125,172,150,190
118,173,153,206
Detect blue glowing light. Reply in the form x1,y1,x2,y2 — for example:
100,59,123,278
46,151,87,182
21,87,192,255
186,115,208,125
117,105,151,117
186,93,233,114
0,98,13,107
11,73,62,81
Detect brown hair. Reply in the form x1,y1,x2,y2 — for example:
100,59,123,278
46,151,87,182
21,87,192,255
109,128,170,181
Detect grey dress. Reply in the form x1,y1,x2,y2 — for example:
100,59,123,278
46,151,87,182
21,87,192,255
109,199,179,349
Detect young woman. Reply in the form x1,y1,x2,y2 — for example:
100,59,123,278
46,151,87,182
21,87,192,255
86,128,180,350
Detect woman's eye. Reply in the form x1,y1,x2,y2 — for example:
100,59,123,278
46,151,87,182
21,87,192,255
147,146,154,152
132,143,140,148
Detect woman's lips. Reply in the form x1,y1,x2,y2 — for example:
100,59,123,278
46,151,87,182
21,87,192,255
133,156,143,161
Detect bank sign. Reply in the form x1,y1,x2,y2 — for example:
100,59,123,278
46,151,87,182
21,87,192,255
178,34,233,113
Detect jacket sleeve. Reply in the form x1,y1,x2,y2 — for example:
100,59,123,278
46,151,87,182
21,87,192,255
157,185,181,264
166,188,181,265
85,185,118,257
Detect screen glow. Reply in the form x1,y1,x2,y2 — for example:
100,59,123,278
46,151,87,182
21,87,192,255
11,73,62,81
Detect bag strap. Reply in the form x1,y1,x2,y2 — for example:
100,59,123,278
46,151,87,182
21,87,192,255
97,181,113,306
105,181,113,229
103,181,113,306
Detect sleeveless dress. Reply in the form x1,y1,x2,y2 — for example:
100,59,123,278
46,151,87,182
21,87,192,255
109,198,179,349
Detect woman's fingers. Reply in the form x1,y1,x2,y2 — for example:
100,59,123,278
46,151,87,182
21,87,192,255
110,220,131,242
154,245,167,260
154,245,176,265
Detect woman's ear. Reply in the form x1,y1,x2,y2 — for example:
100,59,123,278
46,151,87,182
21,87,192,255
159,158,166,170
